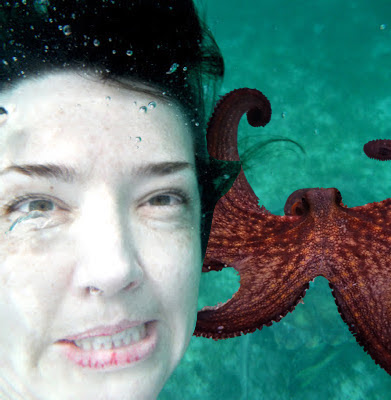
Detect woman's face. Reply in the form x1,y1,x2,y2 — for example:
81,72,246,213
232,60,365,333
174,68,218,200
0,72,201,400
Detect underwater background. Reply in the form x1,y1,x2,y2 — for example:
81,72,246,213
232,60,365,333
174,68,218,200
160,0,391,399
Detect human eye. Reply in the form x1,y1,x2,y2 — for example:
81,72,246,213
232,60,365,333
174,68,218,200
138,188,193,222
4,194,67,214
144,191,189,207
2,194,70,233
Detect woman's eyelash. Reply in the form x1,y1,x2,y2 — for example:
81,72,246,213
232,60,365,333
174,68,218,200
3,189,191,214
144,190,190,207
3,194,63,214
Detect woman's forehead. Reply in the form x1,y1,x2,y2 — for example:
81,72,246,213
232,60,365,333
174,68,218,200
0,72,195,176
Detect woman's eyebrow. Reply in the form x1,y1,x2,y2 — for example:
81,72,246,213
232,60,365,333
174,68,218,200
0,162,195,183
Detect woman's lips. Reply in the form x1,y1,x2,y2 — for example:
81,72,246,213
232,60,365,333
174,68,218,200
60,319,146,342
57,321,157,370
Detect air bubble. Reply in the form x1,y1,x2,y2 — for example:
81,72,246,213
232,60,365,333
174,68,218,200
93,39,100,47
63,25,72,36
148,101,157,109
6,211,48,234
139,106,147,113
195,122,200,127
166,63,179,75
126,50,133,56
136,136,142,142
105,96,111,101
380,24,387,30
112,50,117,55
183,66,188,71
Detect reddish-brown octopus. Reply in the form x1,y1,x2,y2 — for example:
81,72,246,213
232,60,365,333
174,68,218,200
195,88,391,376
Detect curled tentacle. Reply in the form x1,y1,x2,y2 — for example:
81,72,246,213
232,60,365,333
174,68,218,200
205,89,272,213
207,88,272,161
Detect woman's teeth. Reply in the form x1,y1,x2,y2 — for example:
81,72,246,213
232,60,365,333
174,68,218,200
74,324,147,351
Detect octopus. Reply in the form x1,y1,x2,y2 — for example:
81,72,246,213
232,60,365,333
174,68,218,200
364,139,391,161
194,88,391,376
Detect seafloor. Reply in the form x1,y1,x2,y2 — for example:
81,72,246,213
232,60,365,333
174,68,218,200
160,1,391,399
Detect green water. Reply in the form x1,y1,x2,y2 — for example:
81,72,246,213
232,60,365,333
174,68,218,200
160,1,391,399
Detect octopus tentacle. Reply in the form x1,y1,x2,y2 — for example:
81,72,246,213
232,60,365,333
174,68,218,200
363,139,391,161
207,88,272,161
206,88,272,215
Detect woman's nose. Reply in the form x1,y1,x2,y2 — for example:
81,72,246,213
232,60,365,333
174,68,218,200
70,186,143,297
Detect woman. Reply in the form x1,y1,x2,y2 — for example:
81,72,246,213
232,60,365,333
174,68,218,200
0,1,228,399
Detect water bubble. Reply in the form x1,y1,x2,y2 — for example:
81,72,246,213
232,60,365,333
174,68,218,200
112,50,117,55
195,122,200,127
105,96,111,101
183,66,188,71
223,174,230,180
93,39,100,47
380,24,387,30
71,13,76,19
139,106,147,113
148,101,157,109
281,111,286,119
58,25,63,30
12,57,18,62
63,25,72,36
135,136,142,142
166,63,179,75
6,211,48,234
126,50,133,56
22,0,27,4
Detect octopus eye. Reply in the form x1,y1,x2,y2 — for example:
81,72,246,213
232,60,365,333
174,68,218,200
290,197,309,216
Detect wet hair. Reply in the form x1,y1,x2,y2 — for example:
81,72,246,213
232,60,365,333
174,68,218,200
0,0,239,257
